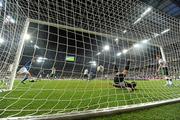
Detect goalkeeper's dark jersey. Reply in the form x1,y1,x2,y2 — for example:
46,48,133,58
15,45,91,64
114,73,125,84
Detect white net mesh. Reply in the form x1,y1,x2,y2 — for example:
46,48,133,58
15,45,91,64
0,0,27,90
0,0,180,118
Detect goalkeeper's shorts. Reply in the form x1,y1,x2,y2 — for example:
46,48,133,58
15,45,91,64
125,81,136,89
114,73,125,84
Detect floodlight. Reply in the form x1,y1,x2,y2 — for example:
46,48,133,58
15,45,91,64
115,38,119,44
133,43,140,48
141,7,152,18
96,52,101,55
37,57,47,63
133,17,142,24
122,49,128,54
116,52,122,56
123,30,127,33
0,37,4,43
0,2,2,8
24,34,30,40
92,63,97,66
134,7,152,25
6,15,15,24
89,61,96,64
161,29,170,34
142,39,150,43
89,61,97,66
37,57,43,63
34,45,40,49
154,33,160,38
103,45,110,51
30,40,33,43
10,18,15,23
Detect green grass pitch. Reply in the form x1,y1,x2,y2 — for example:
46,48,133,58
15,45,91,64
0,79,180,118
94,102,180,120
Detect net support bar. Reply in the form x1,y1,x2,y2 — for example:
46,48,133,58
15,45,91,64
29,19,160,48
8,98,180,120
8,18,30,90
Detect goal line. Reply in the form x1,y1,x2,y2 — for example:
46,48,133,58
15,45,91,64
8,98,180,120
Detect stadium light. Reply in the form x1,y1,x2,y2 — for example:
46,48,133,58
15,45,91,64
34,45,40,49
0,37,4,44
133,43,140,48
115,38,119,44
96,52,101,55
161,29,170,34
141,7,152,18
123,30,127,33
92,63,97,66
116,52,122,56
133,17,142,24
0,2,2,8
154,33,160,38
103,45,110,51
134,7,152,25
6,15,15,24
122,49,128,54
89,61,96,64
37,57,47,63
24,34,30,40
141,39,150,43
89,61,97,66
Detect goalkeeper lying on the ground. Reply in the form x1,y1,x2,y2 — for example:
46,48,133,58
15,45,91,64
113,60,136,91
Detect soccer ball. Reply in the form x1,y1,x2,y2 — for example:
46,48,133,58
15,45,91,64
97,65,104,72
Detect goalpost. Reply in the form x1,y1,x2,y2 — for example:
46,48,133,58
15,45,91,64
8,19,30,90
0,0,180,119
0,0,29,91
8,19,180,120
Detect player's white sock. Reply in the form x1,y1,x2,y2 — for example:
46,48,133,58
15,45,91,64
164,79,168,86
168,79,173,86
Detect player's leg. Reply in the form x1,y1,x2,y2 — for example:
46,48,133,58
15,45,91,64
84,74,88,79
17,67,25,76
125,60,130,71
163,67,168,86
163,67,173,86
113,81,136,92
17,67,27,83
51,74,55,80
49,73,53,80
21,71,31,84
21,74,28,84
124,81,137,91
113,82,125,88
113,60,131,85
114,65,118,74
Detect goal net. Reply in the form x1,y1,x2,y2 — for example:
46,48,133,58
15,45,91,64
0,0,180,119
0,0,28,91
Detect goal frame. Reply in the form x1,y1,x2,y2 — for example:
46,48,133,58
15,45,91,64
8,18,162,91
8,18,30,90
5,19,180,119
29,19,160,47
